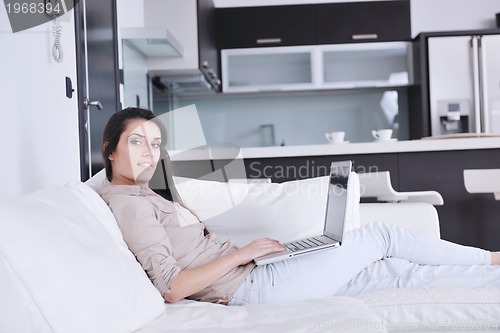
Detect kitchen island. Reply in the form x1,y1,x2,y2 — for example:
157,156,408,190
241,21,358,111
167,136,500,252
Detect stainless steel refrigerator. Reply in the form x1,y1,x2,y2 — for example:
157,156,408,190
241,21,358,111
424,31,500,137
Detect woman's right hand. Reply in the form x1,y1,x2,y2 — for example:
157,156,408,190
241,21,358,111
164,238,285,303
234,238,285,265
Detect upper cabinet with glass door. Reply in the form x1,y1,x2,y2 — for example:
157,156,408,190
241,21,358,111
221,42,413,93
216,1,412,93
221,45,317,93
320,41,413,89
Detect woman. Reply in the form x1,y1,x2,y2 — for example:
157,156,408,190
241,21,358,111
98,107,500,306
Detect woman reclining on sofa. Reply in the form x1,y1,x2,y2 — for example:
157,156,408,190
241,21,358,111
98,107,500,306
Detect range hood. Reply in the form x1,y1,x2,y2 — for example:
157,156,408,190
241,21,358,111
152,74,216,94
121,27,183,58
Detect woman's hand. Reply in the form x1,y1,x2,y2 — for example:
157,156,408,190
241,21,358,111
233,238,285,265
163,238,285,303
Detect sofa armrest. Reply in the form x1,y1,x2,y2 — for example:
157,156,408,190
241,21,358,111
359,202,441,239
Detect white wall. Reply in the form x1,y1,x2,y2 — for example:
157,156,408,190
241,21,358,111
144,0,199,74
0,8,80,199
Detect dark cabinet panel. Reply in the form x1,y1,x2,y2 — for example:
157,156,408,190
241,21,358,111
399,149,500,251
216,1,411,50
243,154,398,184
198,0,221,91
316,0,411,44
244,156,340,183
216,5,316,49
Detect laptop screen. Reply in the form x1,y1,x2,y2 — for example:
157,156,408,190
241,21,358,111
323,161,352,242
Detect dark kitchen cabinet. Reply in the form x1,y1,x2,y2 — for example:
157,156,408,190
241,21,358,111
216,4,316,49
198,0,221,90
316,0,411,44
217,1,411,50
398,149,500,251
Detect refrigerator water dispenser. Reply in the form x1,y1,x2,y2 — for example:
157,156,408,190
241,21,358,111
436,99,471,135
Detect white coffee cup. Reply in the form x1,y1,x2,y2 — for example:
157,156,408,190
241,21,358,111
371,129,393,142
325,131,345,143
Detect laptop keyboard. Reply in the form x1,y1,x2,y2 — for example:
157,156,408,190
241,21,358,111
285,237,327,252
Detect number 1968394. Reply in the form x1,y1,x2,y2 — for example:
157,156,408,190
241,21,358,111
5,1,62,15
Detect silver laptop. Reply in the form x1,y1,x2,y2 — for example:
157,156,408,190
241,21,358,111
254,160,353,265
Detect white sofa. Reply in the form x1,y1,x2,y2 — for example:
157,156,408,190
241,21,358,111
1,175,499,333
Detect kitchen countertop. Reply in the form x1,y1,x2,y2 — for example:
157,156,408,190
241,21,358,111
241,137,500,159
169,136,500,161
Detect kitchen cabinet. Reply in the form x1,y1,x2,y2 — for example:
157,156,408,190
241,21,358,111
216,1,412,93
221,46,316,93
221,42,412,93
316,0,411,45
216,4,316,49
320,42,412,89
216,1,411,49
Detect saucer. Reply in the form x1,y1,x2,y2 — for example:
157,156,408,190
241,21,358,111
373,138,397,143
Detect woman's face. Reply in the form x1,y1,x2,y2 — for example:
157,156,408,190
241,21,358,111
108,118,162,186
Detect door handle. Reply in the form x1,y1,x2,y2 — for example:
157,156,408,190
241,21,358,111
83,98,103,110
470,36,482,134
256,38,282,45
352,34,378,41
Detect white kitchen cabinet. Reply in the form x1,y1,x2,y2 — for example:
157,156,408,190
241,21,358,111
221,41,413,93
320,42,413,89
221,46,317,93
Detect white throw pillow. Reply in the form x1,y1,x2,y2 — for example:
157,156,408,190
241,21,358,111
0,183,165,333
173,174,360,247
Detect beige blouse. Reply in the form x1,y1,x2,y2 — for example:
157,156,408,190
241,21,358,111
99,184,254,304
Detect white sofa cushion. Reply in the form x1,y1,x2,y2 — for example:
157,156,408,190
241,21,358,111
357,285,500,331
0,182,165,333
0,253,52,333
172,174,360,247
137,297,384,333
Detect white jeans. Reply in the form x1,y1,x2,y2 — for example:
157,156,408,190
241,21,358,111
228,222,497,305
